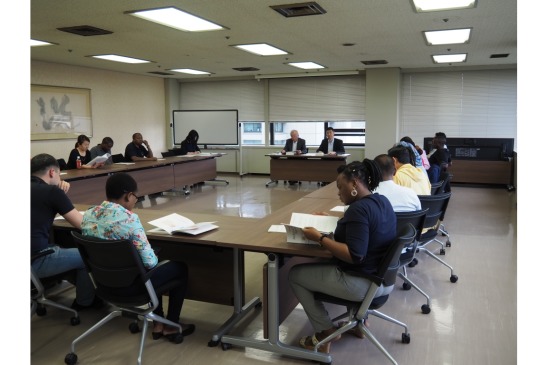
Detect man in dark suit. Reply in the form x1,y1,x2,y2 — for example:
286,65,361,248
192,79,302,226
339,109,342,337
281,130,308,155
316,127,345,155
281,130,307,185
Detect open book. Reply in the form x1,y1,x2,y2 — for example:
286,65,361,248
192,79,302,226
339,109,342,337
281,212,338,244
147,213,218,236
86,153,110,166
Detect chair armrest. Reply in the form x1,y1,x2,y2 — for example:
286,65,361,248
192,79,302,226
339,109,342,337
144,260,171,280
31,248,55,262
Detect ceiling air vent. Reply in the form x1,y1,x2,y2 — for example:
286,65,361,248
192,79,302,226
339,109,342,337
148,71,174,76
490,53,509,58
361,60,388,65
233,67,260,72
57,25,113,36
270,2,327,17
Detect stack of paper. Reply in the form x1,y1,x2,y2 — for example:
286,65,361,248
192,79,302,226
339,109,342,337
86,153,110,166
270,212,338,244
148,213,218,236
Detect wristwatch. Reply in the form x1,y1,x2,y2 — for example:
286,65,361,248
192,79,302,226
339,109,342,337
318,233,330,246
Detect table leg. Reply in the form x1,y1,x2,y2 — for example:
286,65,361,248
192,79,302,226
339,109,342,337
221,253,332,363
208,248,261,347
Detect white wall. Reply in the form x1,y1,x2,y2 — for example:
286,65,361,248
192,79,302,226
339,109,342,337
31,61,167,160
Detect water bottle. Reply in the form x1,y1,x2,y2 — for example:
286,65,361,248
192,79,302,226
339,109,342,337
76,156,82,169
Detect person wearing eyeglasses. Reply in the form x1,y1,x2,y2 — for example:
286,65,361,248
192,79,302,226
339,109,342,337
81,173,195,341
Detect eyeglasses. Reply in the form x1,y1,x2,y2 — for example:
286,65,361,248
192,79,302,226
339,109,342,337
123,190,138,200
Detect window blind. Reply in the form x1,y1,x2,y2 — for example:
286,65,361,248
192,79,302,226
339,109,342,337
269,75,366,121
400,69,517,150
179,80,265,121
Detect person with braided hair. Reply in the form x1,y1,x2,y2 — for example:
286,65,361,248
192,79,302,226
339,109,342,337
289,159,397,353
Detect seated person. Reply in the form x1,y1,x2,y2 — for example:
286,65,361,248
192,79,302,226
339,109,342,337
281,129,307,155
180,129,201,155
67,134,105,169
387,145,431,195
316,127,345,155
289,159,396,353
31,153,100,310
81,173,195,340
373,154,421,212
89,137,114,165
399,136,429,175
428,136,451,184
124,133,157,162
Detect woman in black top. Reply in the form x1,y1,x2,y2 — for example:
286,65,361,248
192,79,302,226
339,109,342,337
180,130,201,155
67,135,105,169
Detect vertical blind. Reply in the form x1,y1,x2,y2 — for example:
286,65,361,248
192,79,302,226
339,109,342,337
179,80,265,121
269,75,366,121
400,69,517,149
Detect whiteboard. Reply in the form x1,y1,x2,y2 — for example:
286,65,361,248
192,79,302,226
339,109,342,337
173,110,238,146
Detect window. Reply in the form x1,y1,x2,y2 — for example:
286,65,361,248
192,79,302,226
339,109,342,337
242,121,265,145
270,121,365,146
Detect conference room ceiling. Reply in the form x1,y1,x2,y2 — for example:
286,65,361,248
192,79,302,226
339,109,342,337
31,0,517,81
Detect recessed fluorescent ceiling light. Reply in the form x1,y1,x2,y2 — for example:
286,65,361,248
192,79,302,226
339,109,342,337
288,62,325,70
171,68,211,75
432,54,467,63
92,55,150,64
31,39,54,47
233,43,288,56
128,7,223,32
424,28,471,45
412,0,476,12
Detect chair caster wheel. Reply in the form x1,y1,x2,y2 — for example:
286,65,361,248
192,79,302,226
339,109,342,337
446,241,451,247
70,317,80,326
421,304,431,314
37,305,47,316
439,248,446,255
408,258,418,268
450,275,458,283
255,301,263,309
129,322,140,333
65,352,77,365
221,342,233,351
402,282,412,290
402,333,411,344
208,339,219,347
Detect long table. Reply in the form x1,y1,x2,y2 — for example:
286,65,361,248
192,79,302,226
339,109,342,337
61,154,224,204
265,153,349,186
52,183,345,363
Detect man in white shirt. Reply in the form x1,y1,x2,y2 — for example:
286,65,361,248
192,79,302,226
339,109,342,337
373,154,421,212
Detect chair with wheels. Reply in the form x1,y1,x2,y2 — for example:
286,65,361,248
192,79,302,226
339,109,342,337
31,249,80,325
313,224,417,365
436,172,453,246
57,158,68,171
417,193,458,283
161,151,175,158
65,232,184,365
395,209,431,314
111,153,125,163
430,181,443,195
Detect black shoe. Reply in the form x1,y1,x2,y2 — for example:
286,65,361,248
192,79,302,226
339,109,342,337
71,296,105,311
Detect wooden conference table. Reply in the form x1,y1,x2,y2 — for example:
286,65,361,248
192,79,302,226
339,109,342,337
61,154,224,204
52,183,345,363
265,153,349,186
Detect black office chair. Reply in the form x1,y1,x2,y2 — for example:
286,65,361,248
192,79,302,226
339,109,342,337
436,172,453,246
57,158,68,171
395,209,431,314
313,224,416,365
111,153,125,163
31,249,80,325
430,181,444,195
161,151,175,158
65,232,184,365
417,193,458,283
